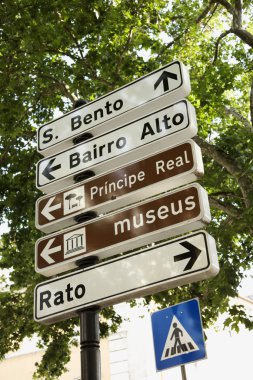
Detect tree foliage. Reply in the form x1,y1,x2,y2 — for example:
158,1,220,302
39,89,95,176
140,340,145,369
0,0,253,378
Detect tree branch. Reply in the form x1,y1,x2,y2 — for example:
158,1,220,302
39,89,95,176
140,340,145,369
232,28,253,48
213,29,232,62
208,195,241,218
213,27,253,63
233,0,242,29
193,135,253,207
114,26,134,82
201,0,253,62
215,0,234,14
194,136,239,176
195,1,216,24
224,106,253,132
250,77,253,128
40,74,77,103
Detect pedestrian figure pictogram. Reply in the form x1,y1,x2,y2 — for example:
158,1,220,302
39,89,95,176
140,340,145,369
161,315,199,360
171,322,183,354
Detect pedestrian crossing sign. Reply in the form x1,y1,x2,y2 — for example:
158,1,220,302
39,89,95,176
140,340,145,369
151,298,206,371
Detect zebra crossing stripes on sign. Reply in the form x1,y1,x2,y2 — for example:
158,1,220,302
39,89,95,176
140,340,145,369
151,298,206,371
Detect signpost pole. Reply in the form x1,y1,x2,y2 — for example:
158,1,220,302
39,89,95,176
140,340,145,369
181,365,187,380
74,99,101,380
79,305,101,380
77,255,101,380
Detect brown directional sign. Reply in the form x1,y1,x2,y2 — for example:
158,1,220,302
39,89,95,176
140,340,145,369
36,140,204,233
35,183,211,277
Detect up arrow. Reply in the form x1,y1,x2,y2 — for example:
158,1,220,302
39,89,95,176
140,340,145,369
40,238,61,264
154,71,178,92
174,241,201,271
41,196,61,221
42,158,61,180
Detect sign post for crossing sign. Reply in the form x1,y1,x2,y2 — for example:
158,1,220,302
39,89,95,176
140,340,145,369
35,140,204,233
34,231,219,324
151,298,207,371
33,59,218,380
37,60,191,157
35,183,211,277
36,99,197,194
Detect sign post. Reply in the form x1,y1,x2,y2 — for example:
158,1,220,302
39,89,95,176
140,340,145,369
73,100,101,380
33,62,218,380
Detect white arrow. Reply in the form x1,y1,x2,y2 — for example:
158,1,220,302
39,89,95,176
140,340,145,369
41,196,61,221
40,238,61,264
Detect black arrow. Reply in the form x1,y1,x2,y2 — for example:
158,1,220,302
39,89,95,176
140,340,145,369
42,158,61,180
154,71,178,92
174,241,201,271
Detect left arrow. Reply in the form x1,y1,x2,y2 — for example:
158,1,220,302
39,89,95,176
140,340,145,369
41,196,62,221
42,158,61,180
40,238,61,264
174,241,201,271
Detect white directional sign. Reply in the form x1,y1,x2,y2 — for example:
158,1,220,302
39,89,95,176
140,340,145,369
36,99,197,194
36,140,204,233
37,60,190,157
34,230,219,324
35,183,211,277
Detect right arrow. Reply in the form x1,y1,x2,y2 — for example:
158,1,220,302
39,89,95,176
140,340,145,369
174,241,201,271
42,158,61,181
154,71,178,92
40,238,61,264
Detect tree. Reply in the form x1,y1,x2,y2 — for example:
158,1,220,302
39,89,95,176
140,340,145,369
0,0,252,378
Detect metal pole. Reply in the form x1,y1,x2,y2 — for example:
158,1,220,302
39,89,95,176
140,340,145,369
79,306,101,380
77,257,101,380
72,99,101,380
181,365,187,380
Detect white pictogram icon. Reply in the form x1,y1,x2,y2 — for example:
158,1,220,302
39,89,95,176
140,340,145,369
161,315,199,360
63,227,86,259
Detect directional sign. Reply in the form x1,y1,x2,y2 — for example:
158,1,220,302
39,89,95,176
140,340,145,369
36,99,197,194
37,60,190,157
34,231,219,324
35,183,211,277
36,140,204,233
151,299,207,371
